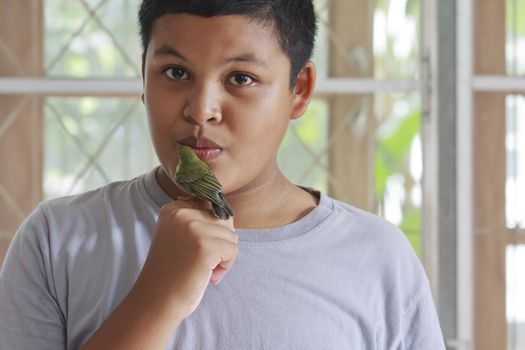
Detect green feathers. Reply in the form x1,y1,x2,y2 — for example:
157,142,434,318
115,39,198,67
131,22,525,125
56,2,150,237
175,145,234,220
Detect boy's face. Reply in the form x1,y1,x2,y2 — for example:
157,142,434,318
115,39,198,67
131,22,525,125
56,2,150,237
143,13,312,195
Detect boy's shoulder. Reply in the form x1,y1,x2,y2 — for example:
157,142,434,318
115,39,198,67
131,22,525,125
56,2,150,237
325,194,428,299
322,194,419,265
36,171,159,233
11,171,160,256
329,195,409,242
43,176,142,213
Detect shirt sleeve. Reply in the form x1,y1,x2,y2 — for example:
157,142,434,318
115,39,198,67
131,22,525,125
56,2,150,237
0,205,66,350
402,284,446,350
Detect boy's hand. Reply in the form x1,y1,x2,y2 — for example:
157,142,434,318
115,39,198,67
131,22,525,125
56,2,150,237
81,199,237,349
133,198,238,319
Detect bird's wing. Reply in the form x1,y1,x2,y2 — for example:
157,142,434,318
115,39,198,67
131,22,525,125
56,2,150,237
189,173,225,205
176,166,206,184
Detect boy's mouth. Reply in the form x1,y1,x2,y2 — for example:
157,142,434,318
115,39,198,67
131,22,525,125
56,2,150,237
191,147,222,161
178,135,223,161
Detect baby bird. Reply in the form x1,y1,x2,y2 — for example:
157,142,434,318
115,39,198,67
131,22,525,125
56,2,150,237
175,144,234,220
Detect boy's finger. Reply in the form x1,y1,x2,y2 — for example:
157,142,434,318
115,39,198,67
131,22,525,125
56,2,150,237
196,221,238,245
162,198,213,217
173,196,212,211
210,267,228,285
165,200,235,231
210,254,238,285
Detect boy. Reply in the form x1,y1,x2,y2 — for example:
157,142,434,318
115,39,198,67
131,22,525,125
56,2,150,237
0,1,445,349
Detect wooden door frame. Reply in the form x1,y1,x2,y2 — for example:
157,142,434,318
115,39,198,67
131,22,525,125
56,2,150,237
0,0,44,264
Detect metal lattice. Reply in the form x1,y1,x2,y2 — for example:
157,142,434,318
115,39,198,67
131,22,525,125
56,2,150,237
45,99,141,195
45,0,142,77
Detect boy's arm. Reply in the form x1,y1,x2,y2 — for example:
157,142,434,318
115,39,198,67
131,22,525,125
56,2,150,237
81,200,239,350
0,207,66,350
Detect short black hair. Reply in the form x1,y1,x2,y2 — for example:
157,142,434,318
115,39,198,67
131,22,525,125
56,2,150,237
138,0,317,87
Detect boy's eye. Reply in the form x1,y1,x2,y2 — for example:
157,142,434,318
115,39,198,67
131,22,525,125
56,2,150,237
228,74,254,86
164,67,189,80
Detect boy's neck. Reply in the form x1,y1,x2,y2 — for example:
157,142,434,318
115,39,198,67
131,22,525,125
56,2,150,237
155,166,318,230
224,169,319,229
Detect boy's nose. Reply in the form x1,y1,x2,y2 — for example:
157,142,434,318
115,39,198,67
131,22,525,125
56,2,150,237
182,84,222,125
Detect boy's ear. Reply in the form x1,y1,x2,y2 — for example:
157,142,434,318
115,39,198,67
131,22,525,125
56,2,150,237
290,61,316,120
141,60,145,104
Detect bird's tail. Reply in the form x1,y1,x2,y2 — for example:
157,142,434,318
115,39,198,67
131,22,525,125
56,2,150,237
212,195,234,220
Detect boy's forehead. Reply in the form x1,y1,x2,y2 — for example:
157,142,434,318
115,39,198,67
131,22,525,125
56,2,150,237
149,13,282,56
153,12,273,31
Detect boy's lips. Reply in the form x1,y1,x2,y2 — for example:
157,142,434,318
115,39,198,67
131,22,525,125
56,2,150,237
191,148,222,161
178,136,223,161
178,136,223,149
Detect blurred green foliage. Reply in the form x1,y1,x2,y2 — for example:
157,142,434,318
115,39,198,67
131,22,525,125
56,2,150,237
506,0,525,75
375,109,420,198
507,0,525,34
375,103,421,256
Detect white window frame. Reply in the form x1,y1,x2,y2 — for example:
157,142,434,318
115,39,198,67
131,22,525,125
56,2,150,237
455,0,525,349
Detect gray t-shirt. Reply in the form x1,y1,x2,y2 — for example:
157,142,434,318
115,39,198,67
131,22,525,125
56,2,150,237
0,169,445,349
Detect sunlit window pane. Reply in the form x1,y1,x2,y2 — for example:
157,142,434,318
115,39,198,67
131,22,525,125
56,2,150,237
375,92,422,255
44,97,157,199
506,0,525,76
506,244,525,350
506,95,525,229
312,0,330,79
44,0,142,78
278,99,329,193
314,0,420,80
374,0,420,80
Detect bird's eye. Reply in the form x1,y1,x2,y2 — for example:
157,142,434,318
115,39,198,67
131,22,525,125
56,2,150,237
228,74,254,86
165,67,189,80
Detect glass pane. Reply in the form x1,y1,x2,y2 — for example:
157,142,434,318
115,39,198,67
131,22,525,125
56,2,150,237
506,244,525,350
44,97,158,199
506,95,525,229
278,99,329,192
507,0,525,76
374,0,420,80
314,0,420,80
44,0,142,78
375,92,422,256
312,0,330,79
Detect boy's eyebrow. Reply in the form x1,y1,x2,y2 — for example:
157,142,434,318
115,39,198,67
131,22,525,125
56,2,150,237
153,44,267,68
153,45,187,61
223,54,268,68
